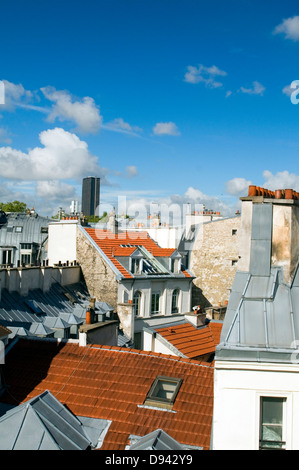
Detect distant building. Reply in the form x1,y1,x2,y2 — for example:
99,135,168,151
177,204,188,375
0,209,53,268
70,200,79,214
81,177,100,217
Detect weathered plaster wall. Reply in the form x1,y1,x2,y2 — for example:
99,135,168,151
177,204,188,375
76,228,118,306
190,216,241,308
272,203,299,284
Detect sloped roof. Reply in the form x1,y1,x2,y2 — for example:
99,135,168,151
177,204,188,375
82,228,192,279
128,428,187,450
0,390,108,450
0,212,52,247
216,264,299,362
155,322,222,359
0,339,214,450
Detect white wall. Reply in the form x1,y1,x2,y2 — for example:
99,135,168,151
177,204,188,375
212,360,299,450
48,221,78,266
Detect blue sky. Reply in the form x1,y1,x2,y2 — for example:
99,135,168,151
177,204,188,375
1,0,299,218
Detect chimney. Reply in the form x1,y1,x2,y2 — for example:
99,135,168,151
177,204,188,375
109,209,118,235
238,186,299,283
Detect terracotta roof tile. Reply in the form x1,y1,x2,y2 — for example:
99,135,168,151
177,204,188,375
1,339,214,450
155,321,222,359
83,228,191,278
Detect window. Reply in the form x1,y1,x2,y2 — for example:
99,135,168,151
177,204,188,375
131,258,141,274
2,249,13,265
151,292,160,315
260,397,286,450
15,226,23,233
232,229,237,236
40,227,48,234
20,243,32,250
171,289,180,313
144,376,183,410
232,259,238,266
21,254,31,265
133,291,142,316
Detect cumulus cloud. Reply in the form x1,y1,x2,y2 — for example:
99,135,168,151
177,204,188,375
41,86,102,134
152,122,180,136
239,81,265,96
0,127,104,181
226,177,252,196
274,16,299,41
184,64,227,88
262,170,299,190
36,180,77,201
169,186,233,216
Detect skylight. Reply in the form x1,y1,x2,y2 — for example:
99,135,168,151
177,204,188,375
144,376,183,410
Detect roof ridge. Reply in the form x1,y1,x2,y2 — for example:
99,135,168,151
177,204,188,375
89,344,214,368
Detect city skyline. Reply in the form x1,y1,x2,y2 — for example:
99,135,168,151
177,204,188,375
1,1,299,218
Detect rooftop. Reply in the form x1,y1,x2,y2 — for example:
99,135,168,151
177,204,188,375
0,338,214,450
83,228,192,279
155,321,222,359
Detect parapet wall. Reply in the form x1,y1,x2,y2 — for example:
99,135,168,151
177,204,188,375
0,265,81,301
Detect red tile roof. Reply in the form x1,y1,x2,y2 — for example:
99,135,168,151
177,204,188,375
155,322,223,359
1,339,214,450
83,228,191,279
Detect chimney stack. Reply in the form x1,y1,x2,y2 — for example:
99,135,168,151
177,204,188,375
109,209,118,235
238,186,299,283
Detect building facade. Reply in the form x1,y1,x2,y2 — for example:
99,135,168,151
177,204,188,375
81,176,100,217
212,186,299,450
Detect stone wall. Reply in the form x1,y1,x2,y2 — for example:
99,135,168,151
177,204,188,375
190,216,241,308
76,228,118,306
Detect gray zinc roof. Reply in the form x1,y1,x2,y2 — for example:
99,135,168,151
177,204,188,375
0,212,52,247
0,390,101,450
216,264,299,363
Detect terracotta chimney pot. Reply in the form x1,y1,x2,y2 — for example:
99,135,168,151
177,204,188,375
285,189,293,200
248,185,256,197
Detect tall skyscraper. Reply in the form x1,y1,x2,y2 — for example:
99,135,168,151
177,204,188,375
81,177,100,217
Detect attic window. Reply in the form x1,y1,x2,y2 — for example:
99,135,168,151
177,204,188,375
144,376,182,410
15,226,23,233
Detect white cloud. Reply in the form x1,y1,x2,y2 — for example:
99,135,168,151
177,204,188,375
125,165,138,178
36,180,77,201
152,122,180,136
239,81,265,96
41,86,102,134
0,127,104,181
169,186,233,216
226,177,252,196
184,64,227,88
274,16,299,41
262,170,299,190
0,80,33,110
103,118,142,135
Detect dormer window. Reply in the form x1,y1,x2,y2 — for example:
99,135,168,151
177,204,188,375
131,258,141,274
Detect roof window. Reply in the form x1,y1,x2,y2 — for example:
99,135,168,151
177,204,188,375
144,376,182,410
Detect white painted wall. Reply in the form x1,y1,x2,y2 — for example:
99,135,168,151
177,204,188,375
212,360,299,450
48,221,78,266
